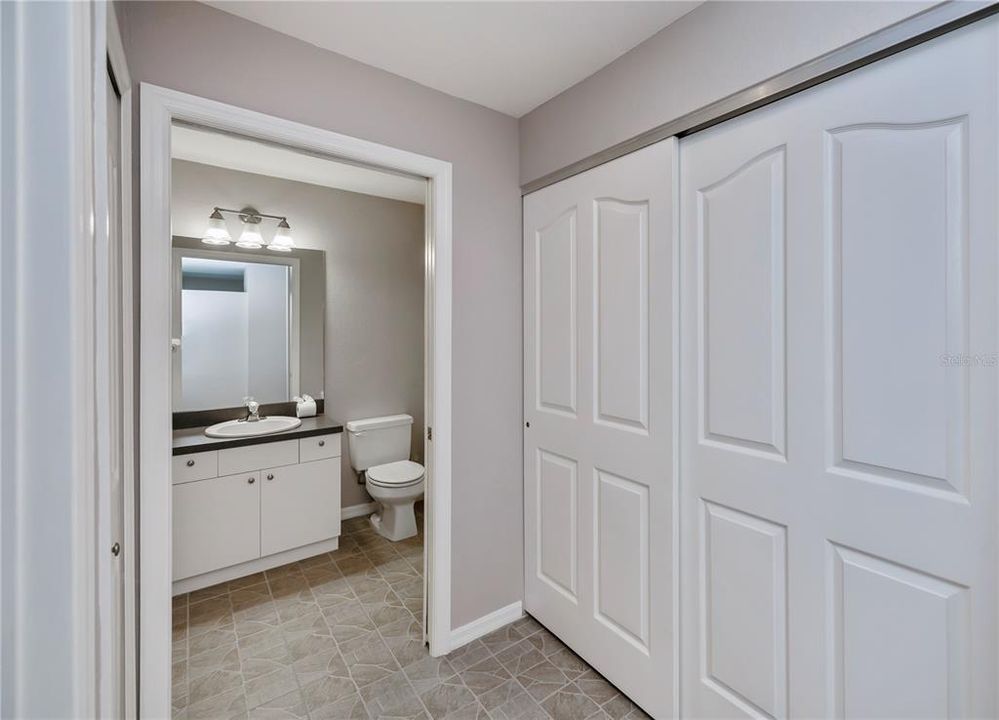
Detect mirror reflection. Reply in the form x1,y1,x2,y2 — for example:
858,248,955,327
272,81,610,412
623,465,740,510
171,238,326,412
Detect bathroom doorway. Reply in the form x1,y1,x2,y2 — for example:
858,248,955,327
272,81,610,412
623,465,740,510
138,85,453,718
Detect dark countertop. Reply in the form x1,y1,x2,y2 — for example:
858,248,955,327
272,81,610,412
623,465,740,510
173,415,343,456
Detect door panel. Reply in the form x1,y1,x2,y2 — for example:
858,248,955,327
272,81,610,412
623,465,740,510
830,543,967,719
173,472,261,580
831,119,965,492
524,140,676,719
537,450,578,600
702,501,787,719
680,19,998,719
594,198,649,432
700,147,786,457
594,469,649,647
261,459,340,556
536,209,578,416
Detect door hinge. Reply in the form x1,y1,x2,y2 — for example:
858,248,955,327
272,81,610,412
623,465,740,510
111,542,121,558
427,426,432,441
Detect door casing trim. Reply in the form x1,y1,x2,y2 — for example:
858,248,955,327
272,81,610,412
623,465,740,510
139,83,453,718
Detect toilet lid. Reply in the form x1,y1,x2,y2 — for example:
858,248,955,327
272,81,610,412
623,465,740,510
367,460,424,487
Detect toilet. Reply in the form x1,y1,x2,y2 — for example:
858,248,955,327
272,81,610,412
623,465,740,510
346,414,424,541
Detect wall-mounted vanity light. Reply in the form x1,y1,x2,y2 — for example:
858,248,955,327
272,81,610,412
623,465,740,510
201,206,296,252
201,208,232,245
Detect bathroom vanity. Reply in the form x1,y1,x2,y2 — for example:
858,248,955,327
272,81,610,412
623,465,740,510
171,416,343,594
169,236,336,594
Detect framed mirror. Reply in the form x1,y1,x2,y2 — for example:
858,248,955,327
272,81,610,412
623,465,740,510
171,236,325,412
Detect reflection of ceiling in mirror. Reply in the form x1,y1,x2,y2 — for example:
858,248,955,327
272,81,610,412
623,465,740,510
183,257,248,277
181,258,249,293
171,124,426,205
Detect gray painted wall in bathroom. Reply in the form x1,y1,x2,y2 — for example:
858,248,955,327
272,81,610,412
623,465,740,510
119,0,523,629
171,159,425,511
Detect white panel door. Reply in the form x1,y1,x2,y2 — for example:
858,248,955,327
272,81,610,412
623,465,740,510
680,19,998,718
524,140,676,718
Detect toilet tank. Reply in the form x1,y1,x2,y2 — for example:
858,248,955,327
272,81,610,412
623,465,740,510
346,414,414,471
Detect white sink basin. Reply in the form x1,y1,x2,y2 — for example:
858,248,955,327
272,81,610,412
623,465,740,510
205,416,302,438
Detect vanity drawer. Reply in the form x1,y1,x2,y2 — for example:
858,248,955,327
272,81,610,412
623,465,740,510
172,451,218,484
299,433,341,463
219,439,299,475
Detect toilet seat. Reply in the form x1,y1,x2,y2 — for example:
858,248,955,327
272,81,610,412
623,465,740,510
366,460,424,488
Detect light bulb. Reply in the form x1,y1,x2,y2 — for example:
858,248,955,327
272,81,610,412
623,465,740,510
236,221,264,249
268,219,295,252
201,209,231,245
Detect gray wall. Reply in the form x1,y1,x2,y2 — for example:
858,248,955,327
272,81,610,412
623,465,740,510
119,0,523,628
120,0,951,630
172,159,426,510
518,1,937,184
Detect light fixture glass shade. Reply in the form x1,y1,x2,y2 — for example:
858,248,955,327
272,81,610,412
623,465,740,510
201,209,231,245
268,219,295,252
235,222,264,249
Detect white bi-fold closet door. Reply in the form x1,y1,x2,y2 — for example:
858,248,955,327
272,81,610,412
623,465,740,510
523,141,677,718
679,18,998,720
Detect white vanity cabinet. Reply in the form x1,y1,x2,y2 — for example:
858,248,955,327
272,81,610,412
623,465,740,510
172,432,342,593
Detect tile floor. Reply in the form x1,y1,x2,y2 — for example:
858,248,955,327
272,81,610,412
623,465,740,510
172,511,649,720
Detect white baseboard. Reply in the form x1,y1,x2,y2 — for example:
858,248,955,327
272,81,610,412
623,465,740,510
342,502,378,521
449,601,524,651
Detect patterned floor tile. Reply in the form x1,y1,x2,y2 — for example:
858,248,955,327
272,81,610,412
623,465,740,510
459,656,512,697
418,677,478,720
479,625,525,656
359,670,429,720
186,685,247,720
301,674,360,717
515,658,569,703
341,632,401,687
172,514,638,720
244,667,298,709
247,689,310,719
292,647,351,688
546,648,589,681
493,639,547,675
540,683,602,720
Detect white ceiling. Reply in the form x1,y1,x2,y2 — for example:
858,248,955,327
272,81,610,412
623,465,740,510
171,124,427,204
204,1,701,117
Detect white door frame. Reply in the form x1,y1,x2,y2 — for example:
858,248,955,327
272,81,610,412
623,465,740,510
1,2,101,717
105,7,137,719
139,84,453,718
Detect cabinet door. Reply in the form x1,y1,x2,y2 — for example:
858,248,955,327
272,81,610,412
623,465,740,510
173,471,260,580
261,459,340,556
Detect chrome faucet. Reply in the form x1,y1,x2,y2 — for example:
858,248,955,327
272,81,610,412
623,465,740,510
243,397,262,422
